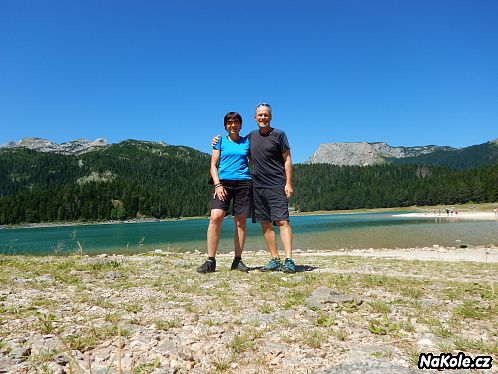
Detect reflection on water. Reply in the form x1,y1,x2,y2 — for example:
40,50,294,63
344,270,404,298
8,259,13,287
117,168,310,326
1,212,497,255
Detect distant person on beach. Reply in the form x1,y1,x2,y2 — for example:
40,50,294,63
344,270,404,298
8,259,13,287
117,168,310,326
197,112,252,274
213,103,296,273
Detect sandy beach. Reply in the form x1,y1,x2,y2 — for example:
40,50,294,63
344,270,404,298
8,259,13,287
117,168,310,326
393,211,498,220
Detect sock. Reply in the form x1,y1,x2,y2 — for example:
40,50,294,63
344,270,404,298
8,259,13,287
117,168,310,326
232,256,241,265
208,257,216,262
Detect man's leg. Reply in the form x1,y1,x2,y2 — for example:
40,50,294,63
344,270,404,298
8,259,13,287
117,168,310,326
261,221,280,259
275,220,292,259
276,219,295,273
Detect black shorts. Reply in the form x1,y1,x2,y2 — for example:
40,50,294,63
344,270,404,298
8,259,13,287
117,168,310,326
211,180,252,217
253,187,289,225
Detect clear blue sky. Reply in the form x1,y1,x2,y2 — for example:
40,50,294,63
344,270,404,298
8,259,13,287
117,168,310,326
1,0,497,163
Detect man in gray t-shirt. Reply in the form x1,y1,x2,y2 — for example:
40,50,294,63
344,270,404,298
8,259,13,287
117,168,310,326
249,103,295,273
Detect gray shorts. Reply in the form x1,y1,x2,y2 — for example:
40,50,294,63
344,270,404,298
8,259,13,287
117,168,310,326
253,187,289,226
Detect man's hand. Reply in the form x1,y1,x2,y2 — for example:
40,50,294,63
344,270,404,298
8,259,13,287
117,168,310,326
284,183,293,199
212,135,221,148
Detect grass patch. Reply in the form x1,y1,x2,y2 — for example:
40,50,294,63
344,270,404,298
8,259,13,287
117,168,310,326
453,336,498,355
66,324,129,352
154,317,182,331
453,300,495,320
314,313,335,327
35,312,58,334
124,303,143,314
399,286,425,299
228,333,255,353
104,312,121,323
368,301,391,314
435,340,453,352
302,329,325,349
430,325,453,339
368,315,401,336
211,355,232,372
333,328,348,341
282,291,306,310
260,303,275,314
134,359,161,373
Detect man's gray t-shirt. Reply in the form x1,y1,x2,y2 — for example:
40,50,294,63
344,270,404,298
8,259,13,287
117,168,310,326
248,128,290,188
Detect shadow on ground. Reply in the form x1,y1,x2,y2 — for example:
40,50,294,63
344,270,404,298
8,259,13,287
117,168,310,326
248,265,318,273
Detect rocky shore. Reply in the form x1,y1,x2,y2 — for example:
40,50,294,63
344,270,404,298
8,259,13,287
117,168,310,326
0,247,496,373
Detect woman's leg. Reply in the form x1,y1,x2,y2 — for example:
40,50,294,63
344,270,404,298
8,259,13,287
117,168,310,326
233,216,247,257
207,209,225,257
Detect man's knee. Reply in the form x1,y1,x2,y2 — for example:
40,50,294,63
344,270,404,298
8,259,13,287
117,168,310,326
275,219,290,228
260,221,273,231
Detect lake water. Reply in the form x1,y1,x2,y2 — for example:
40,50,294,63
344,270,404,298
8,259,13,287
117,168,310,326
0,212,497,256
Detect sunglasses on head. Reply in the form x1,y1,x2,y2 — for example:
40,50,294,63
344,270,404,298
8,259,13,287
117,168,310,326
256,103,272,110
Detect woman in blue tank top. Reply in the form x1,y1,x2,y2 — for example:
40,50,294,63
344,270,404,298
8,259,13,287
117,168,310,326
197,112,252,273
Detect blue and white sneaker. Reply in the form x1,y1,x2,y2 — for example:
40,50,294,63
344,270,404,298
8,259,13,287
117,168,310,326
283,258,296,274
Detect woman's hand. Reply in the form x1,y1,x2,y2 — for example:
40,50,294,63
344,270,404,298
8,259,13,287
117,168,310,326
214,184,227,201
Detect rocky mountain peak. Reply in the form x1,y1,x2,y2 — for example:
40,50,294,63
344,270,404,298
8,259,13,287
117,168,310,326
1,137,109,155
306,142,454,166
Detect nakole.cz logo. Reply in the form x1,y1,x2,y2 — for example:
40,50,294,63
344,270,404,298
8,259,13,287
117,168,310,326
418,352,492,370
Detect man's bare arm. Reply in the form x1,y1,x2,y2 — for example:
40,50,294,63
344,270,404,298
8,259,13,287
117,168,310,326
282,150,293,199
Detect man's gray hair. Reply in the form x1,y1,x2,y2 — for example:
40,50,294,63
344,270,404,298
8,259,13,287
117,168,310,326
256,103,272,114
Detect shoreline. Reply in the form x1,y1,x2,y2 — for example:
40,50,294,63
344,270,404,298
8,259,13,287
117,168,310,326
2,203,497,230
393,211,498,220
0,217,204,230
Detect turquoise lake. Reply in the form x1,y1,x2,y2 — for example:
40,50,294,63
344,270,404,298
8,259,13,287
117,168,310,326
0,212,497,256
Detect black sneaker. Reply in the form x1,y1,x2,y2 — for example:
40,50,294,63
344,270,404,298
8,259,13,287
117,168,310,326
197,260,216,273
231,260,249,272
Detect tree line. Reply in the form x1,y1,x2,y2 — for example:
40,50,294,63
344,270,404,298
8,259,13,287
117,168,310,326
291,163,497,211
0,142,496,224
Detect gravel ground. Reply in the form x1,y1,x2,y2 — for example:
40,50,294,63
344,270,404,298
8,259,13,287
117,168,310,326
0,245,496,373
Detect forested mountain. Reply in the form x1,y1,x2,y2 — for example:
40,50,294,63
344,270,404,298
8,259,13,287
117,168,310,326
292,163,497,211
0,141,211,224
391,140,498,169
0,140,497,225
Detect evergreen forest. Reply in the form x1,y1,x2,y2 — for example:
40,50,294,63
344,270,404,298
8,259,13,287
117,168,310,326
0,140,497,224
292,163,497,211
